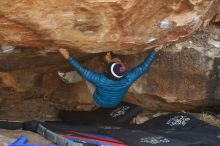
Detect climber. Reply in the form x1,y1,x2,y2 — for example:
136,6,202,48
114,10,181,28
58,45,163,108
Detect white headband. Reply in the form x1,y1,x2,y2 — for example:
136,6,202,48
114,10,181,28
111,63,123,78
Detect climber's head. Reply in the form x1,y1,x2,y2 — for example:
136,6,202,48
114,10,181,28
105,61,128,80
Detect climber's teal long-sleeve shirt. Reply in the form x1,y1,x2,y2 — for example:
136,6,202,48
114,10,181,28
67,51,157,108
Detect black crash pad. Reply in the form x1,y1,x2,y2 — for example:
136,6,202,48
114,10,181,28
59,102,142,125
98,126,192,146
37,122,126,146
0,120,23,130
134,113,205,130
37,122,192,146
36,113,220,146
133,113,220,146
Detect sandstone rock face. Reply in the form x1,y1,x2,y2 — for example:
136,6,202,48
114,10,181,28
0,1,220,120
129,38,220,110
0,0,219,54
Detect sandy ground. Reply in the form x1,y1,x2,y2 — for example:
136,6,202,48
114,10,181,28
0,130,53,146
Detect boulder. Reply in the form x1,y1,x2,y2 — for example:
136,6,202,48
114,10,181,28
0,0,220,120
0,0,219,54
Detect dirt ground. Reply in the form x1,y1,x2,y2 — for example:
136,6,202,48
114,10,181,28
0,97,96,121
0,130,53,145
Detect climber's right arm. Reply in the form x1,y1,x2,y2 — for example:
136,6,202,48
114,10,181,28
126,45,163,82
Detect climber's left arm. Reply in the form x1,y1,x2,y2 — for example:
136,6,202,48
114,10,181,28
59,48,101,84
